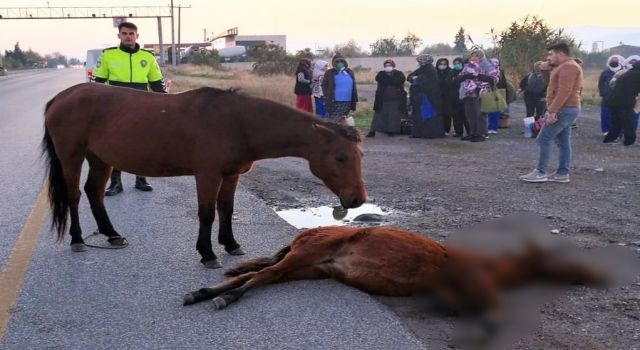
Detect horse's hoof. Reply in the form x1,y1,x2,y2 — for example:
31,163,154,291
212,297,227,310
108,236,129,247
203,259,223,269
226,247,246,256
183,293,196,305
70,243,87,252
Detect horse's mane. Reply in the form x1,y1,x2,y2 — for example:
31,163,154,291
318,120,362,143
190,87,361,143
192,86,240,98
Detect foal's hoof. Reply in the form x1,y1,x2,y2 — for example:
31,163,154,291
70,243,88,252
183,293,196,306
203,259,223,269
212,297,227,310
226,247,246,256
108,236,129,247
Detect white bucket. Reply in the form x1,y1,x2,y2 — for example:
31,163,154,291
523,117,535,138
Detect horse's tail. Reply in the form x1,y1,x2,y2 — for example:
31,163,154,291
42,97,68,240
224,245,292,278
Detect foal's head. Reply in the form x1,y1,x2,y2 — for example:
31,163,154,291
308,122,367,209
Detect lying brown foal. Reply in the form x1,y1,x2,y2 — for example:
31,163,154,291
183,226,606,311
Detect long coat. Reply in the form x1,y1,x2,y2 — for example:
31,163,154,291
373,70,407,113
407,64,444,138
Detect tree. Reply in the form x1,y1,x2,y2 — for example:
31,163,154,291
492,16,580,82
398,32,423,56
370,36,398,56
420,43,454,55
188,48,220,68
454,27,467,53
68,57,82,66
250,44,296,75
294,48,314,60
333,40,364,57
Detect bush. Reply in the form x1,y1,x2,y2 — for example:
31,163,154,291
188,49,220,68
250,44,297,75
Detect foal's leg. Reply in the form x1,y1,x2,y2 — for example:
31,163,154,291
183,272,257,305
195,174,223,269
211,253,327,309
217,175,245,255
84,153,127,246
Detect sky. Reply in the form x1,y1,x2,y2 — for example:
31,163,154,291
1,0,639,60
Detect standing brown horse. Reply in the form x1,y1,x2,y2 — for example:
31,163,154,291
42,83,366,268
183,226,606,311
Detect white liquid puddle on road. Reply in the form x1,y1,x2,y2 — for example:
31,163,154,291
275,204,389,229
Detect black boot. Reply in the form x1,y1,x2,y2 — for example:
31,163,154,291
135,176,153,192
105,170,123,196
366,131,375,138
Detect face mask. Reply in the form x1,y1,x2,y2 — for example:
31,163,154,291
336,62,345,70
610,62,619,68
384,66,393,72
453,63,463,70
438,65,448,70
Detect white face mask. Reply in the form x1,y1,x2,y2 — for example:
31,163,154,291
384,66,393,72
438,65,448,70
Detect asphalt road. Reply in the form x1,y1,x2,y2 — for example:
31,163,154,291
0,69,425,349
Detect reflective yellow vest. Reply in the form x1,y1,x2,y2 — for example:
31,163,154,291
93,45,163,86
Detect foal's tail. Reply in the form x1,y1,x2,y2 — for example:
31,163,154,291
224,245,292,278
42,97,68,240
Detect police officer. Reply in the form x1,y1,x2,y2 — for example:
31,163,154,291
93,21,166,196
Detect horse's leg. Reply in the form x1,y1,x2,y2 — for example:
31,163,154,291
217,175,245,256
211,252,327,309
183,272,257,305
84,153,127,246
60,156,86,252
195,174,223,269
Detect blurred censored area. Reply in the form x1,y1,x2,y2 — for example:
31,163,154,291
446,213,639,349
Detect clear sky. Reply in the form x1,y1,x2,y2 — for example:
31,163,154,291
1,0,639,60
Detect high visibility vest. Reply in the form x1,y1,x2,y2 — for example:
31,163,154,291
92,45,163,87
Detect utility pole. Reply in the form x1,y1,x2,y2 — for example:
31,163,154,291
170,0,176,66
203,28,206,42
157,17,164,66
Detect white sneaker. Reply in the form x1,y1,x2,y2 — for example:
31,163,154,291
547,172,570,183
488,130,498,134
519,169,548,182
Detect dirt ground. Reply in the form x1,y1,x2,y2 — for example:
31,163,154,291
239,101,640,349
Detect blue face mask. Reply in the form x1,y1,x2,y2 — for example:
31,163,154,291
336,62,345,70
454,63,463,71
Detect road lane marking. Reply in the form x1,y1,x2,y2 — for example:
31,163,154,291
0,184,48,340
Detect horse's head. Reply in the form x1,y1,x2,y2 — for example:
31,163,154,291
308,122,367,209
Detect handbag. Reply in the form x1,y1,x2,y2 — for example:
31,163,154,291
480,88,507,113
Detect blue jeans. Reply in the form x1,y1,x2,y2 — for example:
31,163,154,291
536,107,580,175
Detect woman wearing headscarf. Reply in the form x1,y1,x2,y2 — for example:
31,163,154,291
455,48,499,142
487,57,505,134
435,58,453,135
311,59,329,117
367,59,407,137
598,55,625,135
519,61,548,121
407,54,443,138
446,57,469,137
294,58,313,113
322,54,358,124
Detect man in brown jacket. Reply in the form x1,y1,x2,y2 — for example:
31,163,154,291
520,43,583,183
